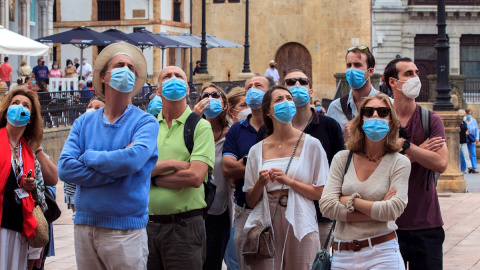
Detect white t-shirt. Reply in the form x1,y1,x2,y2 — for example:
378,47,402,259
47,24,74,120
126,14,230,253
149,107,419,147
264,68,280,83
77,63,92,82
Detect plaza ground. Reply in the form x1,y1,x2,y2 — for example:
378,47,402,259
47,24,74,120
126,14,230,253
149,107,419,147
45,173,480,270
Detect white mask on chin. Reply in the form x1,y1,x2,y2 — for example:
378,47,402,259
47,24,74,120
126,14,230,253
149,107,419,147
236,108,252,122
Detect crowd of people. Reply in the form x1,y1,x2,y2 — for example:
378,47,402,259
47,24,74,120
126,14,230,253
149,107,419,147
0,41,477,270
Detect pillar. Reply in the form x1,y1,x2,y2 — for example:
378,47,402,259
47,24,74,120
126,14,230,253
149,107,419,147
449,33,461,75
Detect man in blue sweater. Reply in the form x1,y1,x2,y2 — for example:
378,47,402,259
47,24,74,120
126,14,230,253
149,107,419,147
58,43,159,270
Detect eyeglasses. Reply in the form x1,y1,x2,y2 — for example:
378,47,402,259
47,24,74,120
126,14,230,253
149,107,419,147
284,78,310,86
200,91,222,100
361,106,391,118
347,46,370,52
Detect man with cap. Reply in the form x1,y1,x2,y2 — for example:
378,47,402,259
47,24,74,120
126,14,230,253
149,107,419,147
264,60,280,84
58,43,159,270
193,60,201,75
78,80,93,103
147,66,215,270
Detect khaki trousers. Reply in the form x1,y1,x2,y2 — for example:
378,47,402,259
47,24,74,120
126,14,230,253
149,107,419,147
234,204,252,270
74,224,148,270
249,194,319,270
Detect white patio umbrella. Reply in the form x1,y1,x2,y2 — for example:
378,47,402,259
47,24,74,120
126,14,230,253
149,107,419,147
0,25,49,55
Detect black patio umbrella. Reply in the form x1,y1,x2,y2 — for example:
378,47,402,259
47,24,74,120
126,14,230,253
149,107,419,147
102,28,138,45
36,26,116,78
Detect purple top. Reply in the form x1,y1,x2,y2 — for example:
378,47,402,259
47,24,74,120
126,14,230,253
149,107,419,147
396,104,445,230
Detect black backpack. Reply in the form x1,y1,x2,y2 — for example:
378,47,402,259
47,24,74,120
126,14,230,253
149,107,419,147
418,106,441,188
183,112,217,216
340,94,353,121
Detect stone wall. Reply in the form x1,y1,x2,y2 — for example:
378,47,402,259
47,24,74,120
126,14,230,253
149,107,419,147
42,126,71,166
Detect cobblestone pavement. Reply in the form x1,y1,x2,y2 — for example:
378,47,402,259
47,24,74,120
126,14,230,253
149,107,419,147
45,173,480,270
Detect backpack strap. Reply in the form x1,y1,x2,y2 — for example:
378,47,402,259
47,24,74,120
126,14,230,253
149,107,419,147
419,106,430,140
340,94,353,121
184,112,202,155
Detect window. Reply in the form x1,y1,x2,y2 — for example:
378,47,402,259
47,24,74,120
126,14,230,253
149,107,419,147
213,0,226,3
409,0,478,5
133,27,145,32
173,1,181,22
460,35,480,78
98,0,120,21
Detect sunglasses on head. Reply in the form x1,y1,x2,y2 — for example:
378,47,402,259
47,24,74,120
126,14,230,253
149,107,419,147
285,78,309,86
361,106,391,118
200,91,222,100
347,45,370,52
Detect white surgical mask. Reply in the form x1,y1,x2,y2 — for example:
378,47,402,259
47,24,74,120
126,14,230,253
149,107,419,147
395,77,421,99
236,108,252,122
83,60,87,65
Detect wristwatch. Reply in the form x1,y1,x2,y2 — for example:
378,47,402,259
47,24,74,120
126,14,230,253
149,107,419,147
401,140,411,154
243,155,248,165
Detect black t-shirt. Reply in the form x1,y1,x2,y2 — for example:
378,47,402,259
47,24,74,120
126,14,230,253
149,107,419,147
256,108,345,222
460,121,467,144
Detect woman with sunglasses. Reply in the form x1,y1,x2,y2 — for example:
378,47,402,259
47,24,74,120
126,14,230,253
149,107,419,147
0,88,44,270
320,93,410,270
194,84,233,270
244,86,328,269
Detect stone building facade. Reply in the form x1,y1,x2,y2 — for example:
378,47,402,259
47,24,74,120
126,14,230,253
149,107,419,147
191,0,372,99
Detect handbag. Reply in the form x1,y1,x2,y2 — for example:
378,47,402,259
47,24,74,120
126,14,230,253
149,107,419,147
312,151,353,270
43,187,62,223
467,133,476,143
242,132,304,265
27,205,50,248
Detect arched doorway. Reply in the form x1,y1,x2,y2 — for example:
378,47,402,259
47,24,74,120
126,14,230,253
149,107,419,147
275,42,312,85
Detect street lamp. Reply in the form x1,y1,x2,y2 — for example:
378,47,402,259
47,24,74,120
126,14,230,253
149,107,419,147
433,0,454,111
241,0,251,73
199,0,208,74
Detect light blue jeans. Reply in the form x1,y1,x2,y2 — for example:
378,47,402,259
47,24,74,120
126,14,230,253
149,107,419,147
223,226,239,270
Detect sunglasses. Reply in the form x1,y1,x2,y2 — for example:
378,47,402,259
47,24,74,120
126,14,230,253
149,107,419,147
285,78,310,86
347,45,370,52
361,106,391,118
200,91,222,100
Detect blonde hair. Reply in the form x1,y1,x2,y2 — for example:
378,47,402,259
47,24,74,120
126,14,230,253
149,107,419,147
0,88,43,150
345,93,401,153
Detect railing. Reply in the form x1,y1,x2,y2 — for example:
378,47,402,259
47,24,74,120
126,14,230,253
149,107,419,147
464,78,480,103
39,87,152,128
49,78,78,92
409,0,478,5
97,0,121,21
211,80,246,94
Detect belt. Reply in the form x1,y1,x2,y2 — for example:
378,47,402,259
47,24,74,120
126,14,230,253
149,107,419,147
332,231,396,252
149,209,203,226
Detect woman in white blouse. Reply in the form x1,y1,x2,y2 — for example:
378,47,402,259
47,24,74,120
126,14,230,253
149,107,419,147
243,86,329,269
320,93,411,270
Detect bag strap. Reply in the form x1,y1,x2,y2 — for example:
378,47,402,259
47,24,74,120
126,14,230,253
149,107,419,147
184,112,202,155
419,106,430,139
340,94,353,121
271,132,305,221
322,150,353,251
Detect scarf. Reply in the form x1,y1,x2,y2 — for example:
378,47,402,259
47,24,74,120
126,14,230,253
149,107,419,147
0,127,37,238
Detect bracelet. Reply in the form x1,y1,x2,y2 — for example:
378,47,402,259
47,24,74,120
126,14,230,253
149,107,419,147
346,193,362,213
34,147,43,155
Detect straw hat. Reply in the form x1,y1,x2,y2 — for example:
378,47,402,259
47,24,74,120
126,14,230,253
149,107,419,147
93,42,146,98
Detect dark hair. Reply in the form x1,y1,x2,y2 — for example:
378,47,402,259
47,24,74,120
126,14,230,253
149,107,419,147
87,80,93,87
17,79,23,85
345,48,376,69
261,85,292,137
24,76,31,83
66,59,73,66
196,61,201,64
383,57,414,91
3,57,8,62
265,76,275,88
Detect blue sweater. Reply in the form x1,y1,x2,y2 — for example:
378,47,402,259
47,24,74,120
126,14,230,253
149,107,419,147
58,105,159,230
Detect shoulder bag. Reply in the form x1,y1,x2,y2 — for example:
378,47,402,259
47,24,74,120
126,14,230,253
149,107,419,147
312,150,353,270
27,205,50,248
242,132,304,265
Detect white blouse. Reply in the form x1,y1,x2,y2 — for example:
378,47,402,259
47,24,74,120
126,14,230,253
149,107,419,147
243,134,329,241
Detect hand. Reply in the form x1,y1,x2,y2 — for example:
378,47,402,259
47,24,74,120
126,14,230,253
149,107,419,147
419,137,445,152
269,168,293,186
168,160,190,172
257,169,270,187
230,178,238,189
23,176,36,191
383,188,396,201
193,98,209,116
339,195,350,206
476,140,479,145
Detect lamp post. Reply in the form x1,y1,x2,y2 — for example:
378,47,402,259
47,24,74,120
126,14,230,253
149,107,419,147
198,0,208,74
241,0,251,73
433,0,454,111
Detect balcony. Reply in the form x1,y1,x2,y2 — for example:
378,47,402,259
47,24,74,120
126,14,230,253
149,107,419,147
409,0,478,5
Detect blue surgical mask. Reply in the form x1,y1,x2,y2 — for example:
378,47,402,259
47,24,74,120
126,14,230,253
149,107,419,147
272,100,297,123
245,88,265,109
31,81,36,85
162,77,188,101
204,98,223,119
362,118,390,142
7,104,31,127
148,96,162,116
467,115,472,120
289,85,310,107
346,68,369,90
109,66,136,93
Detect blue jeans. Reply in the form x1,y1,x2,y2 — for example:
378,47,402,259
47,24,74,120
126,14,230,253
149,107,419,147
468,142,477,169
223,225,239,270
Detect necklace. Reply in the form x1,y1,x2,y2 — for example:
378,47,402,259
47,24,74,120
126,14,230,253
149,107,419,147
214,128,224,142
362,152,386,162
9,141,19,158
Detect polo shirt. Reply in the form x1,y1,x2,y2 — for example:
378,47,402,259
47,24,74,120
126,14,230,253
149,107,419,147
0,63,12,82
222,115,259,208
149,107,215,215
